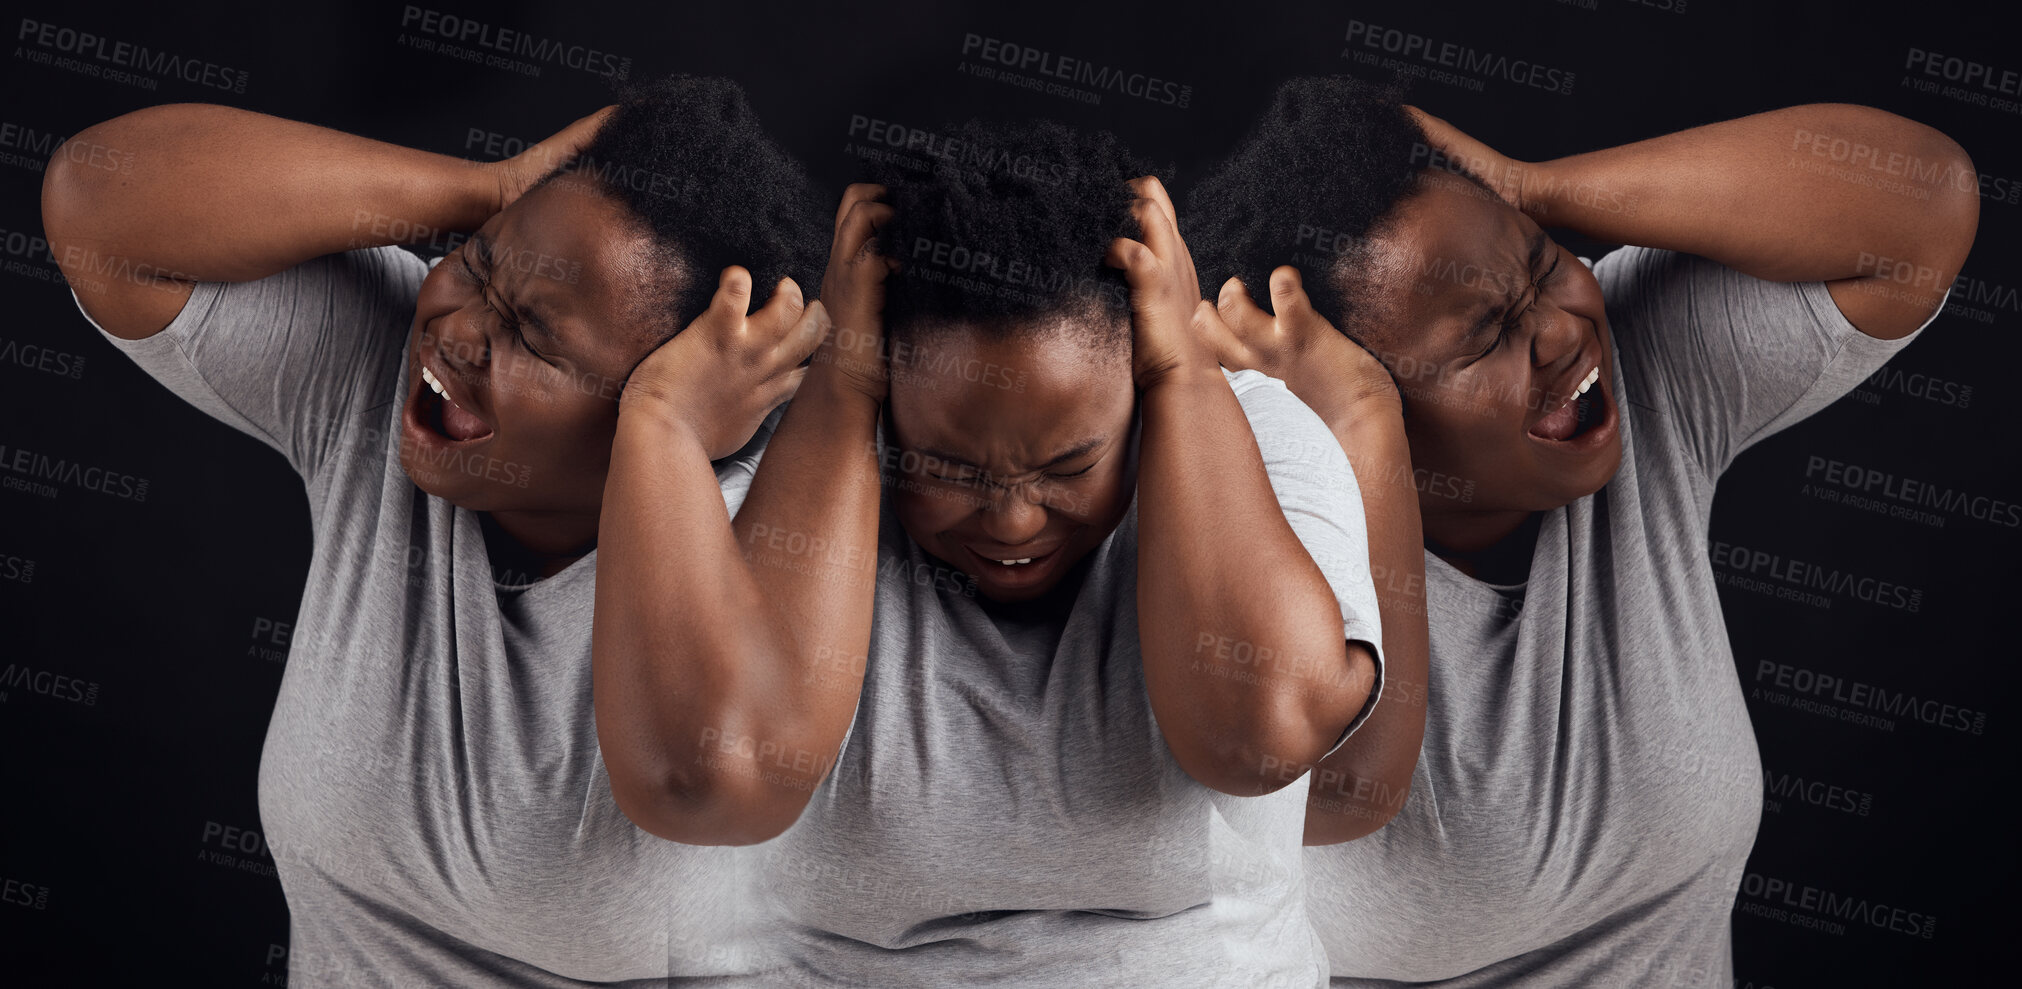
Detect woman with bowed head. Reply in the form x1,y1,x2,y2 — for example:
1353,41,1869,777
593,119,1418,986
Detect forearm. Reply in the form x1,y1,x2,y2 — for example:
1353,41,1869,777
725,367,885,764
591,400,834,845
1303,399,1426,844
1525,104,1977,286
1137,369,1363,795
43,103,496,285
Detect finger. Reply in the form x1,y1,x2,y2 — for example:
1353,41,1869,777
841,201,896,267
753,276,808,341
833,183,888,238
1216,276,1272,338
785,300,829,366
1102,237,1157,282
1190,299,1247,369
1125,177,1183,263
704,265,756,325
536,106,616,165
1128,176,1179,233
1268,266,1322,327
769,365,810,408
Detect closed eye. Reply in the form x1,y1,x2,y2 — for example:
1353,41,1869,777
1474,251,1563,363
462,253,550,363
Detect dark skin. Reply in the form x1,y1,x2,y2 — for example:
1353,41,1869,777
41,104,802,582
1214,102,1978,841
1354,175,1619,583
592,178,1378,847
400,174,672,577
1351,104,1977,581
885,323,1137,605
1211,269,1427,844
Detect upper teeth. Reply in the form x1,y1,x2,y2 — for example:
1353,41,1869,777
997,558,1034,566
421,366,456,405
1572,366,1600,399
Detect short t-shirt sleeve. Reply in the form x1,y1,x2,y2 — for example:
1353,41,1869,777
1226,368,1385,756
73,246,429,482
1594,246,1939,480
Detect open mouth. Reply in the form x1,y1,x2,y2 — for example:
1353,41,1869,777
1528,364,1608,444
963,544,1061,588
415,364,494,443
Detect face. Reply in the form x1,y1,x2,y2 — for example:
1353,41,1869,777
399,176,665,515
1355,172,1622,520
886,321,1138,603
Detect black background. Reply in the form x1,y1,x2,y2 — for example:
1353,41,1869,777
1,0,2014,984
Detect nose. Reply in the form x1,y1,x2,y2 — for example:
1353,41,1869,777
1529,301,1584,373
977,480,1049,547
434,301,492,373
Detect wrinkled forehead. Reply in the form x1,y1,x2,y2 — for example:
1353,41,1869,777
887,317,1133,457
488,176,676,360
1351,178,1540,356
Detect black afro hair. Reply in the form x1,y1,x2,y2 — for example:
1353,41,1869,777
866,118,1152,357
550,75,826,342
1186,75,1471,342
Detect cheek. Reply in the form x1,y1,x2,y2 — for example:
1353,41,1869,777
508,392,617,459
897,484,976,533
1405,398,1509,476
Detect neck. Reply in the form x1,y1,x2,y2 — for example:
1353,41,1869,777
481,508,599,581
1422,506,1542,584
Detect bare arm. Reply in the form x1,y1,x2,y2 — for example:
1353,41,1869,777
1212,269,1427,842
592,186,890,845
1415,104,1980,339
41,103,603,340
1121,178,1372,797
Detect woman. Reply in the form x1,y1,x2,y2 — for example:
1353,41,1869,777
43,77,825,985
591,120,1411,986
1185,77,1977,985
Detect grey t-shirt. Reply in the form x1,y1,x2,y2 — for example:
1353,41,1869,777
1305,248,1935,987
79,247,781,986
753,368,1386,988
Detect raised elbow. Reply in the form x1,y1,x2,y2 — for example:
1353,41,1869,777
607,761,812,847
1174,637,1370,797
